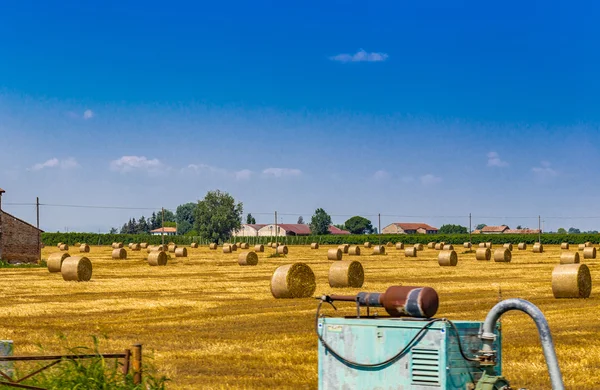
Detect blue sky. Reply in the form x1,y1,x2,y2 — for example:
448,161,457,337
1,1,600,232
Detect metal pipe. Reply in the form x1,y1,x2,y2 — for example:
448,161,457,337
481,298,564,390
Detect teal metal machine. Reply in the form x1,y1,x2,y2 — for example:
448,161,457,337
315,286,564,390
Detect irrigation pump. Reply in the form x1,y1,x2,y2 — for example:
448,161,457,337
315,286,564,390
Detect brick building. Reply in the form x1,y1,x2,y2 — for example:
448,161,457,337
0,188,43,264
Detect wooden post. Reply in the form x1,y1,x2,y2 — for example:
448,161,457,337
122,349,131,376
132,344,142,385
161,208,165,247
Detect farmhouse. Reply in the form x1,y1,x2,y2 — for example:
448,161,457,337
381,222,438,235
232,224,267,237
150,227,177,236
477,225,509,234
256,224,350,236
0,188,43,264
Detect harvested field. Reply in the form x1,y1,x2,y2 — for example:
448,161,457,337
0,244,599,389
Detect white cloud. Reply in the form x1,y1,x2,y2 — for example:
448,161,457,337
186,164,224,174
532,161,558,178
110,156,162,173
186,164,253,181
262,168,302,178
420,174,442,186
29,157,79,171
235,169,253,180
330,49,389,63
487,151,508,167
373,170,389,180
83,109,94,119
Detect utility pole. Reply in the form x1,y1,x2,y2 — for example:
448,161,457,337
378,213,381,245
469,213,472,244
275,211,278,246
36,197,40,261
162,207,165,246
538,215,541,243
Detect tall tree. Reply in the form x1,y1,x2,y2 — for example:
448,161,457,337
438,224,468,234
344,216,373,234
176,203,197,235
568,227,581,234
150,212,159,230
137,216,150,234
297,216,304,224
194,190,243,243
310,208,332,235
557,228,567,234
246,213,256,224
475,224,487,230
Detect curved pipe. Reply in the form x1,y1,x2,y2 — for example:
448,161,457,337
481,298,564,390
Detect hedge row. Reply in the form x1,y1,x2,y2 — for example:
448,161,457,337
42,232,600,247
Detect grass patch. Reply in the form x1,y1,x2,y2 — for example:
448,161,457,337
0,259,46,268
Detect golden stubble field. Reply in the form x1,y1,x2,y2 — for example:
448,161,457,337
1,243,600,389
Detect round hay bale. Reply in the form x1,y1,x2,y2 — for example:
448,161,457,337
478,243,486,248
112,242,123,249
518,243,527,250
583,247,596,259
372,245,385,255
348,245,361,256
427,242,435,249
560,243,569,250
209,243,217,250
476,248,491,261
310,243,319,249
338,244,349,254
168,244,177,253
438,250,458,266
254,244,265,252
277,245,288,255
405,247,417,257
485,242,492,249
578,244,585,251
494,248,512,263
231,244,238,251
270,263,316,299
328,261,364,288
59,244,69,251
503,243,513,251
130,243,141,251
414,243,424,251
239,243,249,249
443,244,454,250
175,247,188,257
79,244,90,253
146,246,154,253
434,243,443,250
552,264,592,298
223,245,232,254
112,248,127,260
190,243,198,248
463,242,472,249
533,243,544,253
74,242,81,247
271,242,279,249
61,256,92,282
440,242,446,246
560,252,580,265
238,251,258,266
128,243,134,249
47,252,69,273
140,243,148,249
327,248,342,260
395,242,405,250
585,241,593,248
364,242,371,248
148,251,168,266
386,242,393,247
267,242,272,247
57,242,63,248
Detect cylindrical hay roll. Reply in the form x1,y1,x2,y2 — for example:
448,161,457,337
348,245,361,256
463,242,472,249
267,242,272,247
585,242,593,247
405,247,417,257
146,246,154,253
311,243,319,249
439,242,446,246
443,244,454,250
140,243,148,249
485,242,492,249
277,245,289,255
560,252,580,265
190,243,198,248
372,245,385,255
238,251,259,266
518,243,527,250
61,256,93,282
578,244,585,251
271,243,278,249
414,243,424,251
364,242,371,248
47,252,69,273
533,243,544,253
583,247,596,259
494,248,512,263
175,247,188,257
57,242,63,248
427,242,435,249
59,244,69,251
209,243,217,250
386,242,393,247
168,241,175,245
231,244,238,251
338,244,349,254
434,243,443,250
223,245,232,253
395,243,404,250
478,243,486,248
270,263,316,299
254,244,264,252
128,243,134,249
476,248,491,261
113,242,123,249
112,248,127,260
560,243,569,250
239,243,249,249
328,261,364,288
148,251,168,266
168,244,177,253
131,243,141,251
438,250,458,266
552,264,592,298
79,244,90,253
327,248,343,261
503,243,513,251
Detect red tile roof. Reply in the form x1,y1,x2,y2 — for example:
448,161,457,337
481,225,509,233
393,223,438,231
150,227,177,233
275,224,312,235
328,226,351,235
